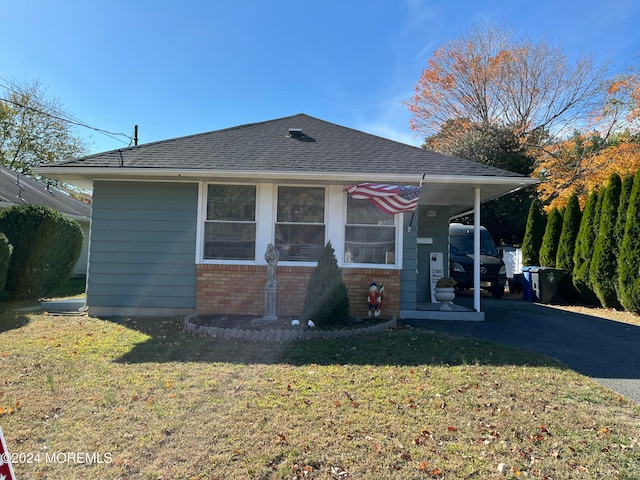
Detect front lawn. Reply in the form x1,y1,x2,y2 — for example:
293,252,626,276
0,312,638,479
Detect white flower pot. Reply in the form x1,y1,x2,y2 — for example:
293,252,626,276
434,287,456,310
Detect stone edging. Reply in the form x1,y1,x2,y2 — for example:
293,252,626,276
183,313,397,342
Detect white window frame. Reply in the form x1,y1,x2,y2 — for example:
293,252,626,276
341,191,401,269
197,181,263,265
274,184,327,265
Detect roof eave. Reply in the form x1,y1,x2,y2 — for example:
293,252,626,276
35,166,538,188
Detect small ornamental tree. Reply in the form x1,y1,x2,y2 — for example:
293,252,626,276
591,173,622,308
303,242,350,327
0,204,83,300
521,199,547,266
539,207,563,267
0,233,11,291
618,168,640,313
555,193,581,272
572,189,600,305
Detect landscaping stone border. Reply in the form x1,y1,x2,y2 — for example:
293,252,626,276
183,313,397,342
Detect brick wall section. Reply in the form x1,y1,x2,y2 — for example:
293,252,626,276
196,264,400,318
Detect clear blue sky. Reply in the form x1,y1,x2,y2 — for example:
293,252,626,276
4,0,640,154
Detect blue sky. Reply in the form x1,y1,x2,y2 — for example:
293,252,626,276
4,0,640,154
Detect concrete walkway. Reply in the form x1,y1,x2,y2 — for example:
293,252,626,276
403,293,640,404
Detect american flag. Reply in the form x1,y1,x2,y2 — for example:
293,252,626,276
346,183,422,215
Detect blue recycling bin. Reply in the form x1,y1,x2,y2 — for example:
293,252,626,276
521,266,538,302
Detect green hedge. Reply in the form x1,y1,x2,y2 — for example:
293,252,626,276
0,233,11,291
555,193,581,273
0,204,83,300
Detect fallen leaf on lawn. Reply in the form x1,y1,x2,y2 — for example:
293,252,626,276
165,382,172,388
447,426,457,432
599,427,611,435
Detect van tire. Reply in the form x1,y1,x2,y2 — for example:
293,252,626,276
491,285,505,299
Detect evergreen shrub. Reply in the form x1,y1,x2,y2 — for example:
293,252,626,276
539,207,563,267
521,199,546,266
0,233,11,291
618,169,640,313
303,242,350,327
0,204,83,300
590,174,622,308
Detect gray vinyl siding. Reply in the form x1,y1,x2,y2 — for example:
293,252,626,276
87,181,198,313
416,205,450,303
400,213,418,310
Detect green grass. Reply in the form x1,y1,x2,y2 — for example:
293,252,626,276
0,276,86,312
0,312,638,479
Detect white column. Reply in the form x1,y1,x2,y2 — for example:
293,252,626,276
474,187,481,312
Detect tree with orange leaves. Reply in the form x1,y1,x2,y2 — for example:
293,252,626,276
406,22,607,144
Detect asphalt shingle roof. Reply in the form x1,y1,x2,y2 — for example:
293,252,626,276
50,114,525,179
0,166,91,218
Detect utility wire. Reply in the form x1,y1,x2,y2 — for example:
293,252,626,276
0,78,133,145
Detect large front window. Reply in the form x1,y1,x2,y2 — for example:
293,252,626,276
275,186,325,262
345,196,396,264
204,184,256,260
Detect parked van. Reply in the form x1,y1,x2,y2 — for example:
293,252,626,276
449,223,506,298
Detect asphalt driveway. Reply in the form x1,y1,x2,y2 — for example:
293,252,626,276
403,293,640,404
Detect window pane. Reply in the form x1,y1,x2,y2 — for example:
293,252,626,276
207,185,256,221
277,186,324,223
345,226,395,264
275,224,325,261
346,196,394,225
204,223,256,260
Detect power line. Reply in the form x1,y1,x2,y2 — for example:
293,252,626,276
0,78,133,145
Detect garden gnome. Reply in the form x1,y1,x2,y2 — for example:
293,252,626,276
367,282,382,317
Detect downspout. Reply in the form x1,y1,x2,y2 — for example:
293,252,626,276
474,187,481,312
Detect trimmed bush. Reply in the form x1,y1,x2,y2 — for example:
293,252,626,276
539,207,563,267
572,189,600,305
0,233,11,291
555,193,581,273
590,173,622,308
618,168,640,313
303,242,350,327
0,204,83,300
521,199,547,266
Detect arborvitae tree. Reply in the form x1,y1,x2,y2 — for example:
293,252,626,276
303,241,350,327
614,175,635,257
555,193,582,272
614,174,634,300
572,189,600,305
618,168,640,313
521,199,547,266
539,207,563,267
590,174,622,308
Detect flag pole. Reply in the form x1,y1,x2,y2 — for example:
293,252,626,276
407,173,425,233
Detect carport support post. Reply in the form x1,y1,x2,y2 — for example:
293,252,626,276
474,187,481,313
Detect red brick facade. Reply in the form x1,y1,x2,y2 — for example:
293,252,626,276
196,264,400,318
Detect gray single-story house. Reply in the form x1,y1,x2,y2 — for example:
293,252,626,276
0,165,91,277
36,114,536,319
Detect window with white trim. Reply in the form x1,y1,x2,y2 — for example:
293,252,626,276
344,195,396,264
275,186,325,262
204,184,256,260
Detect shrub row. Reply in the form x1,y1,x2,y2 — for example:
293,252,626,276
525,169,640,313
